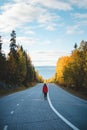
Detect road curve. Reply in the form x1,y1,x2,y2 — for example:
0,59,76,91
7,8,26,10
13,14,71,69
48,83,87,130
0,83,87,130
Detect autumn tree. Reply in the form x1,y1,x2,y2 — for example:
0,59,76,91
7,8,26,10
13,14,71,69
63,40,87,89
35,70,44,82
55,56,70,86
78,40,87,88
16,45,27,84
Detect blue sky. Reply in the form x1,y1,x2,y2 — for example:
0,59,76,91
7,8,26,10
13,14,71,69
0,0,87,66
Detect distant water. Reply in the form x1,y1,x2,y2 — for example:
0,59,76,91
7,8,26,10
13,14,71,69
35,66,56,79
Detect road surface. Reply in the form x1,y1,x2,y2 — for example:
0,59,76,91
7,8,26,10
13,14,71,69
0,83,87,130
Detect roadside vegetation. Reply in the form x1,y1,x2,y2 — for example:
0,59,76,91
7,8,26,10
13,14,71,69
0,31,87,99
0,30,44,96
47,40,87,99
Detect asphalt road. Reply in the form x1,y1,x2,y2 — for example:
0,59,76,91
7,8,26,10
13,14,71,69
0,83,87,130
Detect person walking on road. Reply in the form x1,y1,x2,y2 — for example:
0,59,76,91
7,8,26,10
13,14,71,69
42,83,48,100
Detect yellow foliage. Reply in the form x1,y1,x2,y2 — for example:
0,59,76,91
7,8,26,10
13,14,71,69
55,56,70,85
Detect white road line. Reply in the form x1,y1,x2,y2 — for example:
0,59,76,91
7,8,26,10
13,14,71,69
3,125,8,130
11,111,14,114
47,92,79,130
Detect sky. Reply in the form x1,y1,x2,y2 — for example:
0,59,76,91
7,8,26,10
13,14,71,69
0,0,87,66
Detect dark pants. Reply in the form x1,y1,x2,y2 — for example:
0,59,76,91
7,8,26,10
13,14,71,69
44,92,47,100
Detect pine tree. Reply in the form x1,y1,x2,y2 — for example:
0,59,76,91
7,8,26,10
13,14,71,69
0,36,6,82
74,43,77,50
9,30,18,57
0,36,2,52
7,30,18,84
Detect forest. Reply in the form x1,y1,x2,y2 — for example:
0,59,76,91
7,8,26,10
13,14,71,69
0,30,87,96
54,40,87,91
0,30,44,91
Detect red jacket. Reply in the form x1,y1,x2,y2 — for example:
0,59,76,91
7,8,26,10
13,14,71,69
43,84,48,93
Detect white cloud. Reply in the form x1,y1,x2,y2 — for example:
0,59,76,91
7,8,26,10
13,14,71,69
0,3,43,33
43,40,51,45
46,25,55,31
37,11,60,30
66,24,84,35
30,50,69,66
73,13,87,19
25,30,35,35
68,0,87,9
16,0,87,10
2,38,10,55
30,51,57,66
66,25,78,34
17,36,39,46
78,20,87,26
0,1,60,34
38,12,60,24
32,0,72,10
2,35,39,55
22,27,36,35
67,12,87,35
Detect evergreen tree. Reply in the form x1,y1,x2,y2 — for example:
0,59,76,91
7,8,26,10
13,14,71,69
9,30,18,58
74,43,78,50
0,36,2,52
0,30,43,86
0,36,6,82
7,30,18,84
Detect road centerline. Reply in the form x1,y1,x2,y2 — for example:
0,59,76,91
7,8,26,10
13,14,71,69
3,125,8,130
47,91,79,130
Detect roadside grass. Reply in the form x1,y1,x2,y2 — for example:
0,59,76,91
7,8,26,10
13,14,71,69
0,82,37,96
56,84,87,100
